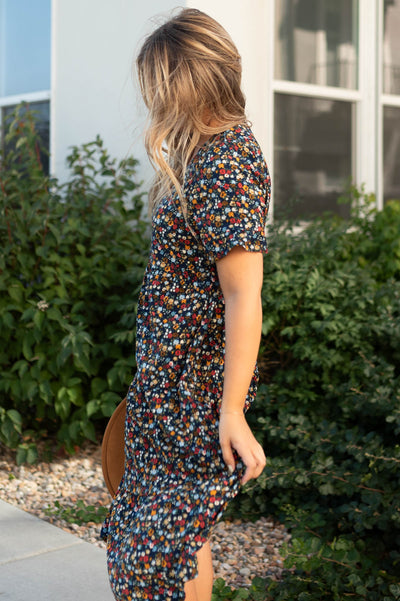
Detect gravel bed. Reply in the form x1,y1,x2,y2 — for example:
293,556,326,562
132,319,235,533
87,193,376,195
0,441,290,589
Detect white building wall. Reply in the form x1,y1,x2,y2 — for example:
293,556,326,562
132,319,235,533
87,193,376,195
51,0,273,191
51,0,177,189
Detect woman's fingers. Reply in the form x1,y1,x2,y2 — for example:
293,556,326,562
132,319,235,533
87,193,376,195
240,447,266,485
236,443,265,484
219,413,266,483
219,437,236,473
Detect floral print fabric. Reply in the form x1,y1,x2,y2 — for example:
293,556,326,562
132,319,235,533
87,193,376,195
100,124,271,600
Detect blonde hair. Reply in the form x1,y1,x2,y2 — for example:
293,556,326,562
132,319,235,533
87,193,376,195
136,8,248,215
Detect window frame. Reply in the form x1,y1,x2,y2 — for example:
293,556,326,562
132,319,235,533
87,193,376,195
267,0,386,219
0,89,50,111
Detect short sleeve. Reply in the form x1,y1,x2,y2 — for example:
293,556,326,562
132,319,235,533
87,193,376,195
186,130,270,262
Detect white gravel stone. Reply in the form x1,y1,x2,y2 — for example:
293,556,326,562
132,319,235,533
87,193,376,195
0,441,290,589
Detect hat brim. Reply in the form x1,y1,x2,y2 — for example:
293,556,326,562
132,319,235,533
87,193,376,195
101,397,126,498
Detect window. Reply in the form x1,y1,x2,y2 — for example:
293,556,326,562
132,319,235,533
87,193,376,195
0,0,51,172
275,0,358,89
273,0,359,220
382,0,400,203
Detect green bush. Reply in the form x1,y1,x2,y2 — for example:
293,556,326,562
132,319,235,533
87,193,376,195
229,202,400,598
44,499,108,525
0,103,150,462
340,184,400,282
211,577,269,600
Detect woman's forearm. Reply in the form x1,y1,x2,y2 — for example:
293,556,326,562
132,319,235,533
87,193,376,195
220,291,262,413
216,248,266,481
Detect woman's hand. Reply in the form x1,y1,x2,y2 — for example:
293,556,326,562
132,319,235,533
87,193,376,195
219,412,266,485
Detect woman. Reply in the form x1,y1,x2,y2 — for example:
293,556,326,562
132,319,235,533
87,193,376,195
100,8,270,601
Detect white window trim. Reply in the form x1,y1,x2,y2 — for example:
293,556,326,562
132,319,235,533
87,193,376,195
0,90,50,108
265,0,275,221
381,94,400,108
273,79,361,102
377,0,384,210
357,0,379,206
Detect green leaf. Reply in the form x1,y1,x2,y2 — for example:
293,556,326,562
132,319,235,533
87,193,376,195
81,420,96,442
16,446,27,466
33,310,45,329
22,336,33,360
8,285,24,304
39,380,53,404
7,409,22,429
26,444,38,464
2,312,14,328
86,399,100,418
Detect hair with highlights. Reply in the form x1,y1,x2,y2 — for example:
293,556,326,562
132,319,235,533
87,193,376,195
136,8,248,215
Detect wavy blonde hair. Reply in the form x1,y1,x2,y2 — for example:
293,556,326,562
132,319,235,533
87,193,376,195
136,8,248,215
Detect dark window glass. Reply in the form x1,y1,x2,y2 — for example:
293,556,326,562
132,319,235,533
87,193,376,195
274,93,353,219
383,106,400,202
1,101,50,175
275,0,358,89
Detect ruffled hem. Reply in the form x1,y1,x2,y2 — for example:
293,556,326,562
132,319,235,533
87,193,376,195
99,461,244,600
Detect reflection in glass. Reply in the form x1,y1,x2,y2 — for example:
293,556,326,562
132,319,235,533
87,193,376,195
274,93,352,219
275,0,358,89
383,0,400,95
2,102,50,174
0,0,51,96
384,107,400,202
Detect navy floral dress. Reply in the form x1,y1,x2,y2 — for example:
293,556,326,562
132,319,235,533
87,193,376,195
100,124,270,600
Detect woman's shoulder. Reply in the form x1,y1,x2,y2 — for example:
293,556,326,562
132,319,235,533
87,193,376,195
185,123,270,260
197,123,268,176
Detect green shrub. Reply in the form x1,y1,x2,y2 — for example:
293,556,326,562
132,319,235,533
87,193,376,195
0,103,150,462
228,204,400,598
211,577,268,600
339,184,400,282
44,499,108,525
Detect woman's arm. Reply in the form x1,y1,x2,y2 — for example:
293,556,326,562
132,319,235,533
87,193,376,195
216,245,266,485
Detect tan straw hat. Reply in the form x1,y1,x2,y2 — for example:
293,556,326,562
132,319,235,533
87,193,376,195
101,397,126,498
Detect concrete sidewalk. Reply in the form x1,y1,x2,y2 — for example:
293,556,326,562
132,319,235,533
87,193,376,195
0,499,114,600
